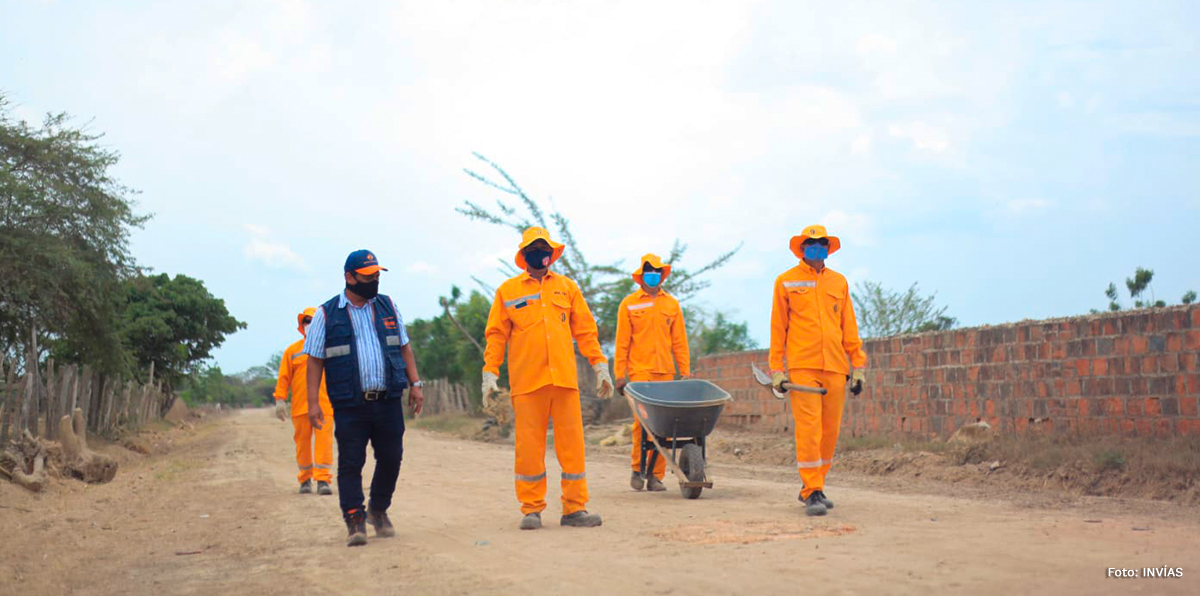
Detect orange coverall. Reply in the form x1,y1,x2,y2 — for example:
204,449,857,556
484,270,607,516
769,260,867,499
614,288,690,480
275,338,334,484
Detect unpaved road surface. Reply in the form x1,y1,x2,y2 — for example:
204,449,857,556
3,409,1198,595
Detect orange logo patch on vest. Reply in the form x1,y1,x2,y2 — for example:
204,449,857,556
382,316,398,329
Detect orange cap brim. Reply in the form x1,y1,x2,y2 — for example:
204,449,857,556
354,265,386,275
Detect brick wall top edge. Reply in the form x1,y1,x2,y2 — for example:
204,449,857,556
864,304,1195,341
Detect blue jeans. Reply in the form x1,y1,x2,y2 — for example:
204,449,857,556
332,399,406,519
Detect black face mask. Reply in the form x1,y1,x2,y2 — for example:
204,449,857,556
523,248,553,269
347,279,379,300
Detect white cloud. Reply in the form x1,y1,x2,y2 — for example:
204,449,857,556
405,261,436,274
851,134,872,156
1006,199,1053,214
1056,91,1075,109
856,34,897,57
822,210,876,247
888,121,951,153
243,224,307,271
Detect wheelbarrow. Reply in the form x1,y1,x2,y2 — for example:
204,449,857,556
624,379,731,499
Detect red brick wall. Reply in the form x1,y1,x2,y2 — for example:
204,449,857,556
692,305,1200,438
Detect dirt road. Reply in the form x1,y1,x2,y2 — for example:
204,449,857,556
3,408,1198,595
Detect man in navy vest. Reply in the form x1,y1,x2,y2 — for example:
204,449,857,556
303,249,426,547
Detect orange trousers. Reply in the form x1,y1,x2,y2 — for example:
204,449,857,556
292,413,334,483
788,369,847,500
629,372,673,480
512,385,589,516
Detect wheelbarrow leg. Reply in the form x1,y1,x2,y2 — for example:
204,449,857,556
624,393,692,488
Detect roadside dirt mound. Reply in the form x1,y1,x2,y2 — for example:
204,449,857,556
164,398,189,423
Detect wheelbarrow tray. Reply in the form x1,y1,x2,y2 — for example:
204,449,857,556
626,379,731,440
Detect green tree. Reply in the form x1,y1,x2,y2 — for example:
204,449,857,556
1099,267,1192,311
118,273,246,391
407,286,497,409
0,94,148,370
852,281,956,338
456,153,743,344
685,308,758,355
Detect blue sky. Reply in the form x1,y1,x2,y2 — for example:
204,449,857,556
3,0,1198,373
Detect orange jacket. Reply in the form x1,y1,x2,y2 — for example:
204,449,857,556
613,289,690,380
483,270,607,395
274,339,332,417
769,262,867,375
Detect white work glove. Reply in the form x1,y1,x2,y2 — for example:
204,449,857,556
275,401,289,421
593,362,614,399
481,371,500,408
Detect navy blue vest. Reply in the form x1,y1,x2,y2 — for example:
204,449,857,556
320,292,409,406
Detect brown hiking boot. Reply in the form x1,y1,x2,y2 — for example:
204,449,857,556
560,510,602,527
345,509,368,547
646,476,666,492
368,510,395,538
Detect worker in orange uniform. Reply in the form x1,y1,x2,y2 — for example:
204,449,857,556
769,225,867,516
274,307,335,496
613,253,690,492
482,226,615,531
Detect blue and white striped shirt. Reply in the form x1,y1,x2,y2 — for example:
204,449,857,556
302,292,410,391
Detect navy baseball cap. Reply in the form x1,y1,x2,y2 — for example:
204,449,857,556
344,249,387,275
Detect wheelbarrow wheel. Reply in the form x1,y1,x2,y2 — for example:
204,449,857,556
678,443,705,499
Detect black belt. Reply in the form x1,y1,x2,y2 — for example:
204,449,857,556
362,390,389,401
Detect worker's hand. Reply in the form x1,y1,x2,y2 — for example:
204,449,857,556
275,401,289,421
409,384,425,416
616,378,629,396
850,369,866,396
308,408,325,431
770,371,788,399
481,372,500,408
594,362,614,399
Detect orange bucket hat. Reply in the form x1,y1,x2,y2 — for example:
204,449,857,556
631,253,672,283
297,307,316,335
514,226,565,270
789,224,841,259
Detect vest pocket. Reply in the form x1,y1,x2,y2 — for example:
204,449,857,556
386,351,408,388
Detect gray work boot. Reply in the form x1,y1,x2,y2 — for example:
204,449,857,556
814,490,834,509
316,481,333,496
519,512,542,530
345,510,368,547
299,480,313,494
561,510,603,527
802,492,828,517
368,509,395,538
630,471,645,491
646,476,666,492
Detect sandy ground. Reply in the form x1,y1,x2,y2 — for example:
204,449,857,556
2,408,1199,596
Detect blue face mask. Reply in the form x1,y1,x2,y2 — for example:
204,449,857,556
803,244,829,260
642,271,662,288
